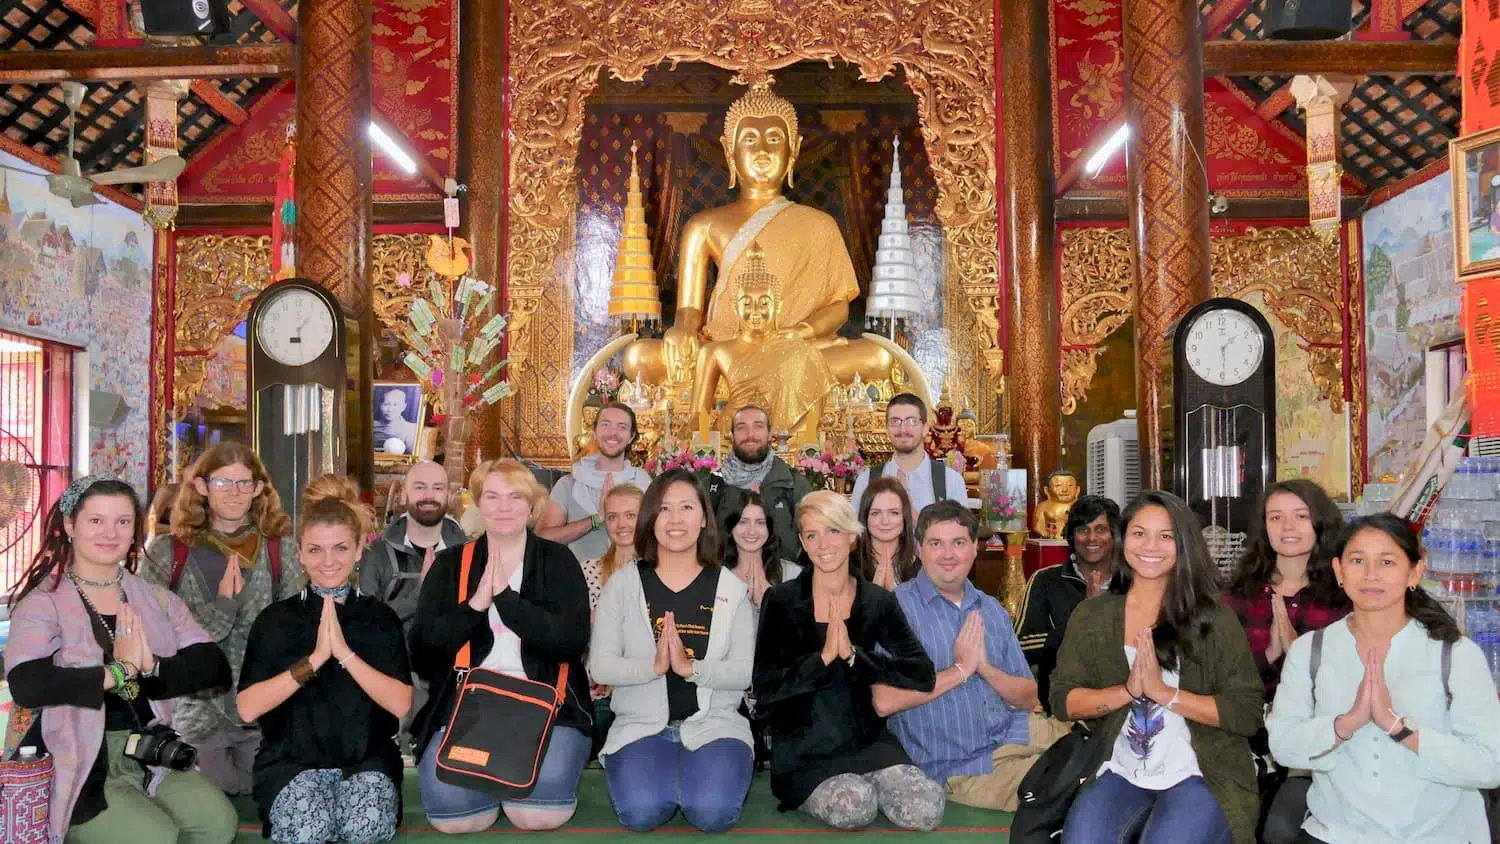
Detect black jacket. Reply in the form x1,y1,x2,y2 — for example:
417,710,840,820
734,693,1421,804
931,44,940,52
708,457,810,557
752,567,935,809
1013,561,1086,715
407,531,593,758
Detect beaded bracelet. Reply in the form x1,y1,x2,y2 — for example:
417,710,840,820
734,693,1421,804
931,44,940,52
106,661,126,691
289,658,315,687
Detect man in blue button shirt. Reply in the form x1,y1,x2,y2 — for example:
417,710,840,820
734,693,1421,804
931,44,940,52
874,501,1071,811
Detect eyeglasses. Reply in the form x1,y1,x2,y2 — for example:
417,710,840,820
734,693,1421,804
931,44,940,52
887,417,924,429
206,477,258,493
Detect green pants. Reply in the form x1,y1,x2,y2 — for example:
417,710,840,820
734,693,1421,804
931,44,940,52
66,730,238,844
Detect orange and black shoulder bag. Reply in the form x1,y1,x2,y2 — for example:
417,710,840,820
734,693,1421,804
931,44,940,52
434,542,569,797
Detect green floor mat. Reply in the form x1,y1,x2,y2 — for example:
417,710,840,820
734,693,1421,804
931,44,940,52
232,770,1013,841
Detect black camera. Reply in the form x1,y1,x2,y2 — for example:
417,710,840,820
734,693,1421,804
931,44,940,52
124,725,197,771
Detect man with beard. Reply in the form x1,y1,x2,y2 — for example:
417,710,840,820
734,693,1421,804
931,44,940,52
849,393,968,514
707,405,809,556
360,460,468,631
538,402,651,561
1013,494,1120,713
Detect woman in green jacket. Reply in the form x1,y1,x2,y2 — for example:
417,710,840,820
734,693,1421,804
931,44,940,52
1050,490,1264,844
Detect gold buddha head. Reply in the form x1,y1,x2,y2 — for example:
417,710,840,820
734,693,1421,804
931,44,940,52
722,80,801,190
733,242,782,335
1045,470,1080,505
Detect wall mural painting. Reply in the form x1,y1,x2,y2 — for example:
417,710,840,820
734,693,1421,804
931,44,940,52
1060,225,1350,499
1361,175,1462,482
0,152,154,490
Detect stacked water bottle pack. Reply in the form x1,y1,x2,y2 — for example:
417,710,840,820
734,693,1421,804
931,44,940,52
1420,456,1500,688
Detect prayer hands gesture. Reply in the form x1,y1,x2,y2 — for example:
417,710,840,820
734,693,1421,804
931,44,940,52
310,596,352,670
467,557,514,613
820,590,855,666
595,473,615,523
219,557,245,599
1127,627,1172,703
952,610,987,677
1338,645,1395,737
114,603,154,676
871,559,897,591
739,559,770,608
1265,593,1299,664
654,612,694,677
1083,567,1108,598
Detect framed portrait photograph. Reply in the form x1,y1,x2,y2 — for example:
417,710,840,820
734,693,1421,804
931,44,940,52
372,381,426,462
1451,126,1500,280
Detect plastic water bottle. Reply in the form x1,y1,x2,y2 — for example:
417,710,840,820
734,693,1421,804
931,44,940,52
1427,529,1453,592
1454,529,1480,594
1481,539,1500,596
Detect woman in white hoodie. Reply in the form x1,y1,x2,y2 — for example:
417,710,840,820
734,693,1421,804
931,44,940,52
587,468,756,833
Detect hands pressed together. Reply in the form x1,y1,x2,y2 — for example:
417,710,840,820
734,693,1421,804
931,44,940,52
113,603,155,677
466,557,516,613
952,610,990,678
738,559,771,609
1124,627,1174,705
1336,644,1400,739
818,589,855,666
218,558,246,599
1264,592,1300,664
653,612,696,678
308,595,355,671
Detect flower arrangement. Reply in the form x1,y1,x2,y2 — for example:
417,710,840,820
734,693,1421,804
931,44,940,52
645,444,720,477
797,446,865,493
590,368,622,403
982,469,1026,533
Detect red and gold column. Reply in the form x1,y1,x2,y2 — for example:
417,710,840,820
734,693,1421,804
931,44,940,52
294,0,373,487
1122,0,1213,488
1000,0,1060,513
459,0,507,470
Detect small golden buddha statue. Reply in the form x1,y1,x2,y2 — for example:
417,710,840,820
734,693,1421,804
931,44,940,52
691,242,831,444
622,79,899,392
1033,470,1081,539
956,408,999,471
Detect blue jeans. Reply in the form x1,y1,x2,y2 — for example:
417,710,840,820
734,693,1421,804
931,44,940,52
603,725,754,832
1063,772,1231,844
417,725,591,823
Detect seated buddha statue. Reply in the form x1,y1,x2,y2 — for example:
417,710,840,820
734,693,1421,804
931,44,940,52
1033,470,1081,539
691,242,831,444
622,79,899,393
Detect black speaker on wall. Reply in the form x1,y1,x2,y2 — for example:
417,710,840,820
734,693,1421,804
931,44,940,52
1265,0,1354,40
140,0,231,36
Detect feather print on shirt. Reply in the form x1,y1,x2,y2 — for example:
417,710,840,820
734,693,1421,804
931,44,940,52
1127,698,1166,760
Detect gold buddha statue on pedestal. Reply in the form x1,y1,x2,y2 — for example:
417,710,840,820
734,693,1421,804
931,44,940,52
621,80,903,395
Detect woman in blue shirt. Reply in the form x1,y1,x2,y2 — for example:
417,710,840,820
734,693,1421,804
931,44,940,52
1267,513,1500,843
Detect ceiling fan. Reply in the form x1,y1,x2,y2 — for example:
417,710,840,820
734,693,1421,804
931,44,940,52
46,81,186,207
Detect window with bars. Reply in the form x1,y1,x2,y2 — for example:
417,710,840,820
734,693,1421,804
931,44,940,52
0,328,75,598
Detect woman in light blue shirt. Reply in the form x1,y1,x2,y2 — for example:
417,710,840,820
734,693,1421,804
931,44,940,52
1267,513,1500,844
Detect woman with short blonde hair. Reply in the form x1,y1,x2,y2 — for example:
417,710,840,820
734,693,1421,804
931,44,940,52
410,456,593,833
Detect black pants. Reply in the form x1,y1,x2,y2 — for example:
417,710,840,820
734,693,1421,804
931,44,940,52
1294,833,1326,844
1262,775,1312,844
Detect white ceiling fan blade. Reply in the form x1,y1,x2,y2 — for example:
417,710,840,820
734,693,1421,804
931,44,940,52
90,155,186,186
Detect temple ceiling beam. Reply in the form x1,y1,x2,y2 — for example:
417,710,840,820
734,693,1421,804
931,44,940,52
0,44,295,83
1056,194,1369,221
1202,40,1456,76
176,201,443,228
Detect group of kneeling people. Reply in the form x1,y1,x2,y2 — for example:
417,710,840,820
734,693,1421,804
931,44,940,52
6,443,1500,844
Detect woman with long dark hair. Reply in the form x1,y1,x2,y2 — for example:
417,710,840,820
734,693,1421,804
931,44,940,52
1051,490,1264,844
237,479,412,843
854,477,918,589
588,469,757,832
6,475,236,844
1226,479,1350,700
722,490,803,612
1267,514,1500,843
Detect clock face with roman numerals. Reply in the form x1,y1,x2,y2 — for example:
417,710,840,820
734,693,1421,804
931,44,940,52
1184,307,1264,387
254,287,335,367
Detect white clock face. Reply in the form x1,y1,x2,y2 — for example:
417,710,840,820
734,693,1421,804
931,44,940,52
1185,308,1264,386
255,288,335,367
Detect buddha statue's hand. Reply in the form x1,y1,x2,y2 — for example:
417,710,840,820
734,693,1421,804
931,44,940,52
663,312,703,378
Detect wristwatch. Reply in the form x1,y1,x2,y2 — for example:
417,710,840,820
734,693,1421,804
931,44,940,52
1389,715,1416,743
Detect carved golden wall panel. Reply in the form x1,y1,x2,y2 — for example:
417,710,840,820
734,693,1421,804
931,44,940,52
1060,226,1345,413
168,234,429,424
506,0,999,458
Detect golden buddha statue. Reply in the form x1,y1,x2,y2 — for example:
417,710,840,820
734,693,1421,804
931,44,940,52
1033,470,1081,539
622,80,900,393
691,241,831,443
956,408,999,470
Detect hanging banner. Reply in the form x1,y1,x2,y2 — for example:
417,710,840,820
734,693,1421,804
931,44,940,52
143,80,186,231
1291,75,1346,240
1462,0,1500,135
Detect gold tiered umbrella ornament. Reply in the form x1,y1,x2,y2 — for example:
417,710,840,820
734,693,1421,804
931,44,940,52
608,141,662,333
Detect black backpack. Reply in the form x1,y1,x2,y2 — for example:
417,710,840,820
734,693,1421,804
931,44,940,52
1010,721,1096,843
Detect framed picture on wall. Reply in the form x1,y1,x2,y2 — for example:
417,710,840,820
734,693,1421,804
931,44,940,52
1451,126,1500,280
372,381,426,462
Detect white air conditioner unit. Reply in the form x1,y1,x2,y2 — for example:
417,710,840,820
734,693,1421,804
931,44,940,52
1471,436,1500,458
1087,410,1140,509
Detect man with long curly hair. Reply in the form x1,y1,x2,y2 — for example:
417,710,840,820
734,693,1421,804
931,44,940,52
142,442,303,795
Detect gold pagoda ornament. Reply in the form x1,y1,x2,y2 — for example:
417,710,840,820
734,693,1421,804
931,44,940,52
608,141,662,330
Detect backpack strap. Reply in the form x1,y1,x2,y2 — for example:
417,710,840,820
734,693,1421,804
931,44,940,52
1309,627,1325,709
1441,639,1454,709
931,458,947,502
170,540,189,589
456,542,477,670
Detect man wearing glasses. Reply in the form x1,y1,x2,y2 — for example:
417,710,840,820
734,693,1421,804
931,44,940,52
849,393,968,514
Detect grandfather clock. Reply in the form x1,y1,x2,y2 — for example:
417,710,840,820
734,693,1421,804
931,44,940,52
246,278,349,522
1166,297,1278,573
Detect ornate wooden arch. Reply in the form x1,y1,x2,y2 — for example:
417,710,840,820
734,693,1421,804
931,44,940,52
505,0,999,459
